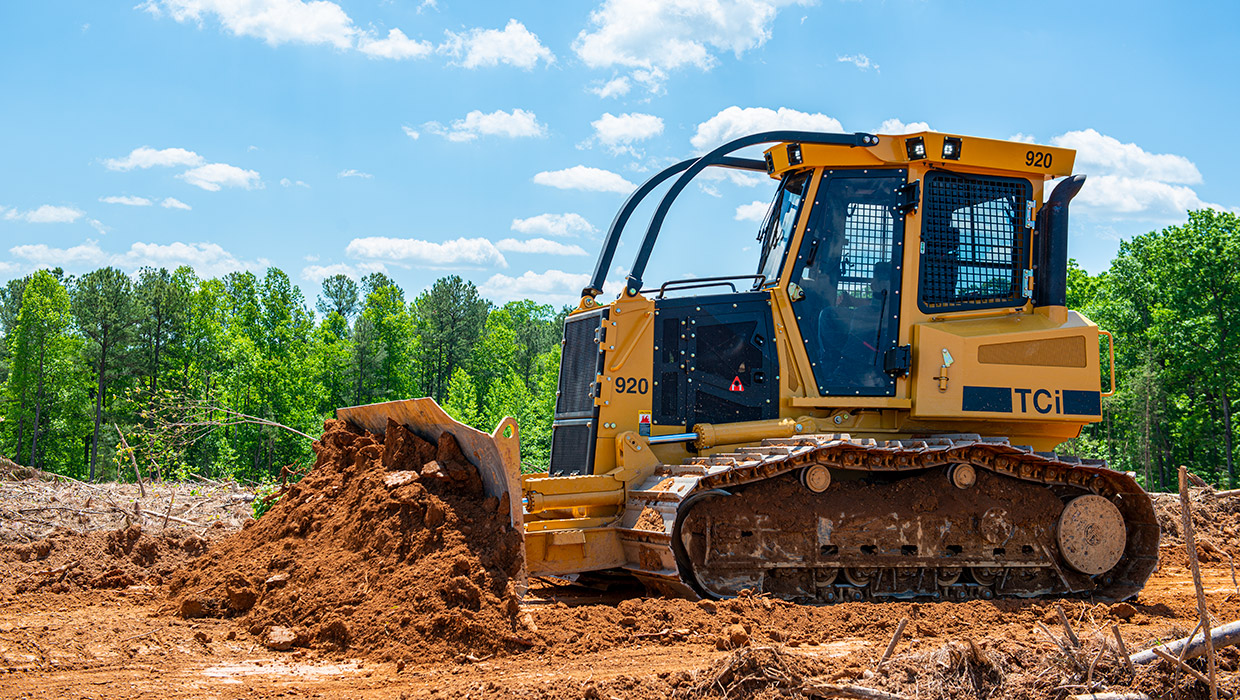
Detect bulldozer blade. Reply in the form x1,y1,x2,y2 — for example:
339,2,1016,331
335,398,528,595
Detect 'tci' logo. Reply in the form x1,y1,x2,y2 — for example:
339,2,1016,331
1014,389,1062,414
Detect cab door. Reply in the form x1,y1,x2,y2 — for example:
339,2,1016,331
787,169,908,397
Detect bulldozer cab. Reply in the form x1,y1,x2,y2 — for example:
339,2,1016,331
553,130,1097,478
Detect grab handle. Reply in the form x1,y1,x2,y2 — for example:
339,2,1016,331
1099,330,1116,398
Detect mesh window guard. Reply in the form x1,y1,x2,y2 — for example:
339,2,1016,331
840,203,895,299
919,173,1031,312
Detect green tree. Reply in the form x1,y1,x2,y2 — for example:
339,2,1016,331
414,276,490,401
316,274,360,320
6,271,76,467
443,366,483,429
73,267,140,480
136,266,191,396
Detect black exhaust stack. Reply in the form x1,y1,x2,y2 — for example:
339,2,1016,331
1034,174,1086,308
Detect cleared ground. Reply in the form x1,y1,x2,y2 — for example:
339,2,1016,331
2,464,1238,699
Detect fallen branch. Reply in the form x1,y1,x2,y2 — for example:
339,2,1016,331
802,684,909,700
1150,648,1233,699
1130,619,1240,665
1067,694,1151,700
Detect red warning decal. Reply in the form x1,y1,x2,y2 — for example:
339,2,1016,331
638,412,651,425
729,376,745,392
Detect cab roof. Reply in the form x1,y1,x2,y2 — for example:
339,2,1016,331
763,131,1075,180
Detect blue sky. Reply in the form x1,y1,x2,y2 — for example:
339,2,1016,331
1,1,1236,307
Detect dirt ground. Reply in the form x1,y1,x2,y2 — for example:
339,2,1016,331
2,444,1239,698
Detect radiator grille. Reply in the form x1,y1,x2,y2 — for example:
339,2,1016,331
549,422,594,477
550,309,606,476
919,173,1031,312
554,310,605,417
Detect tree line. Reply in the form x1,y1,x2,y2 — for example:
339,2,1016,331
2,208,1236,491
0,268,567,483
1070,209,1240,490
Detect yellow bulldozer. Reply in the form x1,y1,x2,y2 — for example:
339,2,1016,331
340,129,1159,603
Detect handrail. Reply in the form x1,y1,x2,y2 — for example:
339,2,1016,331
582,156,766,299
1099,329,1116,398
656,274,766,299
929,307,1024,323
622,130,877,296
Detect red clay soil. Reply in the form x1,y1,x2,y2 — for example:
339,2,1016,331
0,524,209,595
168,418,527,661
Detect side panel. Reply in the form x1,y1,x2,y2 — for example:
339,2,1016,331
910,310,1103,423
651,292,779,429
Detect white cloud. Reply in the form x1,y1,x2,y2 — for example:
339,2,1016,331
140,0,356,49
439,19,554,69
346,236,507,268
511,213,596,237
837,53,878,72
1051,129,1201,185
141,0,430,61
100,195,153,206
590,76,631,98
1007,133,1037,144
9,239,264,277
877,118,931,135
590,112,663,155
478,269,592,306
735,200,769,222
1031,129,1223,223
337,169,373,179
533,166,635,194
161,197,192,210
279,178,309,188
402,125,420,140
357,28,432,59
426,108,546,142
88,219,109,234
104,146,203,171
574,0,807,92
302,261,387,283
178,163,262,191
3,205,85,224
495,238,589,256
691,106,843,151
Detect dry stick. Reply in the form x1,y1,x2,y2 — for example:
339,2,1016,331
801,684,910,700
1150,648,1234,699
1067,693,1152,700
1111,623,1135,675
1057,604,1082,648
1226,552,1240,596
1174,620,1205,687
875,618,908,671
114,424,146,499
1037,621,1086,671
1085,644,1105,690
1130,620,1240,664
1179,465,1220,700
162,489,176,530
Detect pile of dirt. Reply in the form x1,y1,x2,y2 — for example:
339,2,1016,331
169,418,526,661
1152,488,1240,559
0,524,209,595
